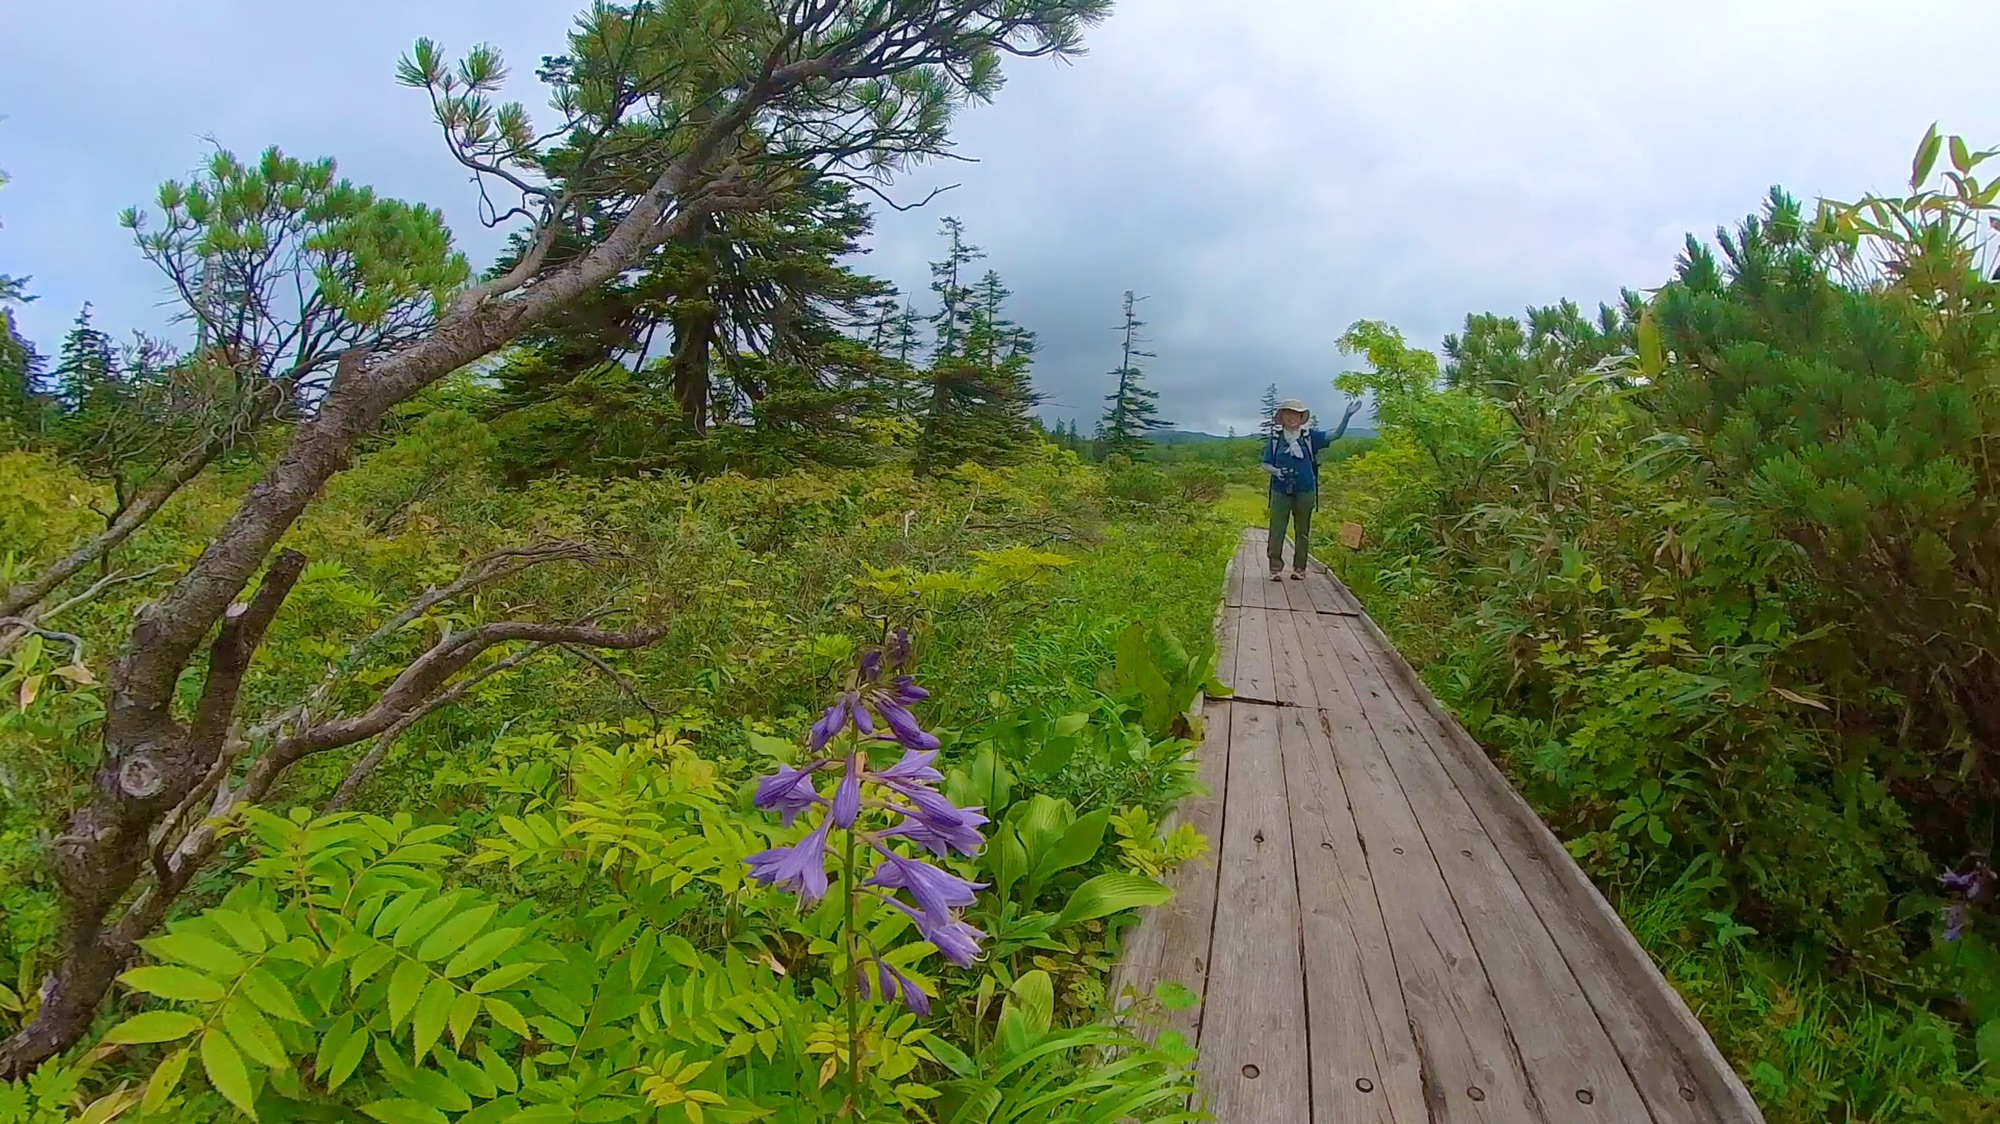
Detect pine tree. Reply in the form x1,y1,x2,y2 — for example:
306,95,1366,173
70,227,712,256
0,307,41,433
1097,290,1168,458
1260,382,1280,437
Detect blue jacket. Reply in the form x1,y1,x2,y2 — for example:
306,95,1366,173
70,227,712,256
1263,428,1331,495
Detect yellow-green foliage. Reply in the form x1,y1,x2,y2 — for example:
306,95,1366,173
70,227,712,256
0,416,1228,1121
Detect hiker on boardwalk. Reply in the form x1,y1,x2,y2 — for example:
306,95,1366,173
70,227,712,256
1263,397,1363,581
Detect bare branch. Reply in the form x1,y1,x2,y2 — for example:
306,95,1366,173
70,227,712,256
326,642,553,811
0,619,86,664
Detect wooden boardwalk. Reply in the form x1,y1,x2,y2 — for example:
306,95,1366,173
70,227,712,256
1115,531,1761,1123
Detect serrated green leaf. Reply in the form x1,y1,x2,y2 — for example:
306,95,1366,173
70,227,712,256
393,893,463,949
142,1046,191,1114
387,958,427,1030
350,940,397,991
121,965,227,1004
208,908,268,954
1056,872,1172,927
411,976,455,1063
482,995,530,1037
470,960,542,994
477,1042,519,1093
240,965,308,1024
326,1027,371,1092
201,1026,257,1119
1977,1018,2000,1069
223,997,288,1069
449,989,482,1047
416,902,496,963
142,932,245,977
443,927,524,978
104,1009,203,1044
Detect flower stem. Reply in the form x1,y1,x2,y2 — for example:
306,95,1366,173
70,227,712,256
844,819,861,1117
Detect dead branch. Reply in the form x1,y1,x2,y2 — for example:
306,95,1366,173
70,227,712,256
326,642,554,811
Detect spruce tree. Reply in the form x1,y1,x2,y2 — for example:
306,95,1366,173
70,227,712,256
916,223,1038,473
1260,382,1280,437
51,304,123,418
1098,290,1168,458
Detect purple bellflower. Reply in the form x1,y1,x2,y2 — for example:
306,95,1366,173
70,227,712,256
1939,858,1995,942
744,634,989,1010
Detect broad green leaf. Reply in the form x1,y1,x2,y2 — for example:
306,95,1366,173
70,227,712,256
350,941,397,991
314,1015,357,1088
411,977,455,1062
1056,872,1173,927
1951,134,1972,174
1978,1019,2000,1070
121,965,226,1004
387,958,428,1030
104,1009,203,1044
142,932,245,977
415,902,496,963
1155,980,1199,1011
1913,123,1942,189
443,927,525,978
142,1046,190,1113
1636,311,1664,378
223,997,288,1069
201,1026,258,1120
1034,807,1113,883
1006,969,1055,1035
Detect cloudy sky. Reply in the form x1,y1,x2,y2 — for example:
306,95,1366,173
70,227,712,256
6,1,2000,435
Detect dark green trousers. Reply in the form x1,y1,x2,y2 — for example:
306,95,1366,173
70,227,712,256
1268,489,1316,573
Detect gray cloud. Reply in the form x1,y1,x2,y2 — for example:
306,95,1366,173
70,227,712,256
6,1,2000,437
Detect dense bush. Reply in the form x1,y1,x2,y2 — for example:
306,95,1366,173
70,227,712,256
0,414,1233,1121
1313,134,2000,1121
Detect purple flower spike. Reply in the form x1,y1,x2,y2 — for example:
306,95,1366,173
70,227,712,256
874,748,942,787
849,693,875,736
887,628,912,671
753,762,826,827
810,702,847,753
747,818,833,904
861,649,883,684
885,803,988,858
877,696,941,751
856,957,932,1016
892,674,930,702
867,852,985,915
830,756,862,829
918,908,986,967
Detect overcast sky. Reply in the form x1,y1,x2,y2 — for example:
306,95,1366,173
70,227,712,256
6,1,2000,435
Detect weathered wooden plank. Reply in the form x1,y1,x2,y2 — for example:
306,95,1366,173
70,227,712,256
1227,534,1257,609
1304,567,1347,615
1341,616,1758,1122
1285,572,1319,614
1266,602,1321,709
1233,607,1278,705
1289,615,1538,1123
1215,590,1242,693
1278,704,1427,1124
1113,700,1234,1047
1317,615,1651,1122
1197,703,1311,1123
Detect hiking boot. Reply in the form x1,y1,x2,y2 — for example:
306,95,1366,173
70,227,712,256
1269,570,1284,582
1289,570,1305,580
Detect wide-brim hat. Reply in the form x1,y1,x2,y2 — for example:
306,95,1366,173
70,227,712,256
1275,399,1310,414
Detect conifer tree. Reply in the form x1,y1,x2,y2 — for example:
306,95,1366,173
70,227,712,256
1260,382,1280,437
51,304,122,416
1098,290,1167,458
917,222,1037,473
